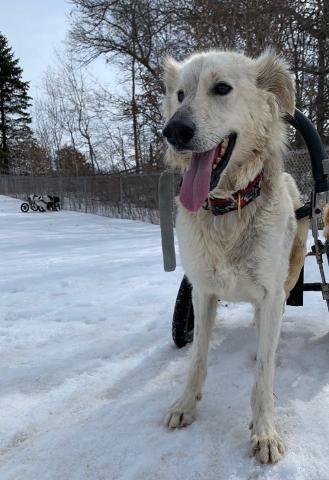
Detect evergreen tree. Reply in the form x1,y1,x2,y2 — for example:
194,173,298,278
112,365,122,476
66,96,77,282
0,32,32,173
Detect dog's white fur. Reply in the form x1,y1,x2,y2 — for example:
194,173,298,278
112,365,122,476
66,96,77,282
162,50,308,464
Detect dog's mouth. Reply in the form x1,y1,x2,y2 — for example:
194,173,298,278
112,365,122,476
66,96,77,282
179,133,237,212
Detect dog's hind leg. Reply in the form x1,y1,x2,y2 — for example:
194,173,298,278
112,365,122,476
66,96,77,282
165,290,217,429
250,290,285,464
283,173,308,297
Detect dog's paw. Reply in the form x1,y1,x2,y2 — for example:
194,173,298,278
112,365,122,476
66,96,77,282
250,431,285,464
164,397,197,429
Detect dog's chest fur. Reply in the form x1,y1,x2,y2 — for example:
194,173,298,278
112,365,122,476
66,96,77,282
176,190,295,304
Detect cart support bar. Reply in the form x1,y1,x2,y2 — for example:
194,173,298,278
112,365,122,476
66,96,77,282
159,170,176,271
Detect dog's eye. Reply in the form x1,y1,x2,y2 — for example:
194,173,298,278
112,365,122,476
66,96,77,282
213,82,232,95
177,90,185,102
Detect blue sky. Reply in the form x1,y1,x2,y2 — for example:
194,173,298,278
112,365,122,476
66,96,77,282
1,0,117,100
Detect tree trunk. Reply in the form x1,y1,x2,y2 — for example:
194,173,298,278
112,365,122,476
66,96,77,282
131,55,140,173
0,86,9,173
316,0,327,140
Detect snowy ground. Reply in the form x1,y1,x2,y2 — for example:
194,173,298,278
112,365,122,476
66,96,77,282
1,195,329,480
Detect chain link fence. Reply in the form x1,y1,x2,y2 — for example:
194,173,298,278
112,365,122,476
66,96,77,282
0,173,163,223
1,148,328,224
285,149,315,202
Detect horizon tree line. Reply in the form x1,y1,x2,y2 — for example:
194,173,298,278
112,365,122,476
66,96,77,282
0,0,328,175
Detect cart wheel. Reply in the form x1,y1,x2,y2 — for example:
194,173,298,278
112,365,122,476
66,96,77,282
172,275,194,348
31,204,38,211
20,203,29,213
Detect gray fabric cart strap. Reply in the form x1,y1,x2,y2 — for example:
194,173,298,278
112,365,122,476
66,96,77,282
159,170,176,271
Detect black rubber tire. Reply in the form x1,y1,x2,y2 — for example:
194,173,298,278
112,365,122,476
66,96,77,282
20,203,29,213
31,204,38,211
172,275,195,348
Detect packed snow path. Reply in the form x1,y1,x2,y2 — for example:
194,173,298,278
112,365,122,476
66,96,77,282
1,195,329,480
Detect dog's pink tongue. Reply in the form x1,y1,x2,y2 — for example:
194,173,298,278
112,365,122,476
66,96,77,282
179,147,217,212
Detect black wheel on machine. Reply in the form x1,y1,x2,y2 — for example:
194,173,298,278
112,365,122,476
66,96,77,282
20,202,29,213
172,275,195,348
31,204,38,211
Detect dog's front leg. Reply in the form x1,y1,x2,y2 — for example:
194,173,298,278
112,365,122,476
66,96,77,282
250,291,285,464
165,289,217,429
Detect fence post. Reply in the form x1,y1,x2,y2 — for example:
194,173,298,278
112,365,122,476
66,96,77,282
119,175,123,218
58,175,63,207
84,178,88,213
119,175,123,204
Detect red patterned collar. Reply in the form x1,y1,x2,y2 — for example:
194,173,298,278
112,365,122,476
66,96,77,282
204,171,264,216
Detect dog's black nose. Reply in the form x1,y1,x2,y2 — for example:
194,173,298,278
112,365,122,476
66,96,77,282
162,118,195,148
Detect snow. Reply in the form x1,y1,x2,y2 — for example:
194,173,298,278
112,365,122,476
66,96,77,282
1,194,329,480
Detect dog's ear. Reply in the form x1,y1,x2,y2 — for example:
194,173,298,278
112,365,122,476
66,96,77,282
255,50,295,115
163,56,180,94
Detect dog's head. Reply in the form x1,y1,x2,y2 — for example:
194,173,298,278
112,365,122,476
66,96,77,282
162,50,295,212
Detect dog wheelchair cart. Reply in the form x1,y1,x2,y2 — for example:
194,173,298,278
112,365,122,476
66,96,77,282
159,109,329,348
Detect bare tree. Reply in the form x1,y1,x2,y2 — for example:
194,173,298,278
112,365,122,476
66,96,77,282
34,76,65,170
36,0,326,175
68,0,186,169
35,56,114,173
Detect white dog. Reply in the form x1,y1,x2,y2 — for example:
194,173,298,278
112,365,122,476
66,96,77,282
162,50,308,464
